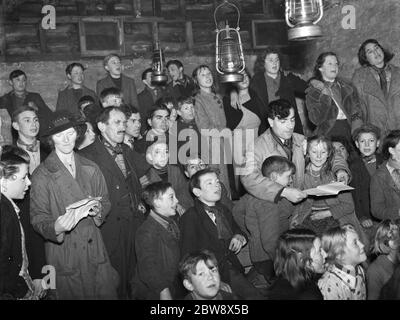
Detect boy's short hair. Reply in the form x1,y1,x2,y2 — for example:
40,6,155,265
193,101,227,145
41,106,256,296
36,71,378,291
189,167,217,194
11,105,38,123
9,69,26,81
120,104,139,119
166,59,183,70
177,96,194,110
100,87,122,102
267,99,294,120
183,155,206,172
103,53,121,67
179,250,218,281
321,224,356,266
352,123,381,142
147,104,171,120
261,155,296,178
65,62,84,76
142,181,173,209
78,95,96,110
141,68,153,80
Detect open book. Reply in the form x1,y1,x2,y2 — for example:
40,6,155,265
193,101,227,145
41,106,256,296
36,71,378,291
304,182,354,197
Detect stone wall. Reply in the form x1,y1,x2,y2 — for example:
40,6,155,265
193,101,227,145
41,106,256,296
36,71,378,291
1,0,397,111
304,0,400,79
0,55,259,110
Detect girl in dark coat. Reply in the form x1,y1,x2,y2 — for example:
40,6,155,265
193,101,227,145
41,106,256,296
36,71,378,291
268,229,325,300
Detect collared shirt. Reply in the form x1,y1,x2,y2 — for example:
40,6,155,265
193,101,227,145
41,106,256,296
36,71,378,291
205,209,217,225
17,140,41,174
318,264,366,300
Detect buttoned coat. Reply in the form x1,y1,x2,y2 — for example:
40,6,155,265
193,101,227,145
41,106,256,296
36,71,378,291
79,138,147,298
370,162,400,221
30,151,118,299
132,214,181,300
352,64,400,138
305,78,363,137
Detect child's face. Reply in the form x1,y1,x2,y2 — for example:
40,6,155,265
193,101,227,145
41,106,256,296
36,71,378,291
178,103,195,122
68,66,84,86
195,172,222,204
102,95,122,108
126,113,141,138
154,187,179,217
187,259,220,300
149,143,169,169
309,237,326,274
184,158,206,178
273,169,293,187
167,64,183,82
340,230,366,266
332,141,348,161
10,74,27,92
13,110,39,139
355,133,379,157
308,141,329,170
105,56,122,77
196,67,213,89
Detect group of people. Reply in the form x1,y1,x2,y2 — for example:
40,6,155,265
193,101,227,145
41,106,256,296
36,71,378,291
1,37,400,300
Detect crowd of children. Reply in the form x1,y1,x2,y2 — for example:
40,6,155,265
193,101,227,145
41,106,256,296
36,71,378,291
2,38,400,300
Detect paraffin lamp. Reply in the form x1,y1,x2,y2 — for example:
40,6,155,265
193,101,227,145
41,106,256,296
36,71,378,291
151,41,168,84
285,0,324,41
214,0,245,83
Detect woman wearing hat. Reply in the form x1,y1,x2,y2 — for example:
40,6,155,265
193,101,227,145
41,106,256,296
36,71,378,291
29,111,118,299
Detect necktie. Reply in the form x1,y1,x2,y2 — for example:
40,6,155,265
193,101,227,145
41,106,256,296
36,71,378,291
204,205,233,241
373,66,388,95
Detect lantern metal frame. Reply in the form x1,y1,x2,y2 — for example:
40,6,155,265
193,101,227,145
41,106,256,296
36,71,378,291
151,41,168,84
214,0,245,83
285,0,324,41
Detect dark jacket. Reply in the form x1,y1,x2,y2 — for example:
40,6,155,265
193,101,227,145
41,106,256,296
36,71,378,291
305,78,363,137
250,71,307,134
55,85,99,116
370,161,400,221
0,91,53,138
79,138,148,298
0,195,28,299
132,214,181,300
179,199,247,282
164,74,196,101
268,277,323,300
142,165,194,211
138,86,164,119
96,74,140,110
222,88,268,136
349,153,384,222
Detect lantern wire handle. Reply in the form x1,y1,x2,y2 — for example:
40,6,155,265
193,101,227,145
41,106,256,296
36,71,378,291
314,0,324,24
214,0,240,32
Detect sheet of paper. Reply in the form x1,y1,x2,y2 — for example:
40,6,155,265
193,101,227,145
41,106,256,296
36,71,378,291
304,182,354,197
